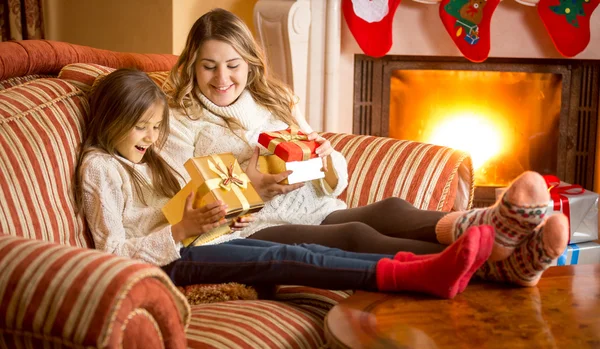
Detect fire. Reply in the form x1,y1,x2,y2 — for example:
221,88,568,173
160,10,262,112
427,113,503,172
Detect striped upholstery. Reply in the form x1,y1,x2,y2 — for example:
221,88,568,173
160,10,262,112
324,133,474,211
0,78,92,248
0,234,190,348
0,74,55,91
58,63,116,92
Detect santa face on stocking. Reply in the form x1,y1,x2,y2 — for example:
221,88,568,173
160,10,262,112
351,0,390,23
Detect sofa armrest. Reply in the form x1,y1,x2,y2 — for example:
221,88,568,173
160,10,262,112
0,234,190,348
323,133,474,211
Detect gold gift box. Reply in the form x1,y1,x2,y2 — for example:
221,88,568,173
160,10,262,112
162,153,264,247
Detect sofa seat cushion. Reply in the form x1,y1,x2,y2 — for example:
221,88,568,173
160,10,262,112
185,287,352,349
0,78,92,247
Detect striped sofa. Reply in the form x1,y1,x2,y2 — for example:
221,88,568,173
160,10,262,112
0,40,474,348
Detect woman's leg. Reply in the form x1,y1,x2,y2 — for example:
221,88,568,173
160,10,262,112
249,221,445,255
321,197,447,243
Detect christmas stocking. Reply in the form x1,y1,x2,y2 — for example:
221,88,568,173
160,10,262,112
439,0,501,62
538,0,600,57
342,0,403,57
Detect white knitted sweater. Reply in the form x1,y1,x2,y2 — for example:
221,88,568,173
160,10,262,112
81,151,182,266
162,90,349,245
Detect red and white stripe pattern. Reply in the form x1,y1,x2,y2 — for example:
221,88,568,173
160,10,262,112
0,78,91,248
0,234,190,348
323,132,474,211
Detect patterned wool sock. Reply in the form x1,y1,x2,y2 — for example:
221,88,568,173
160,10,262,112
393,225,495,293
435,171,549,261
376,227,484,299
476,214,569,287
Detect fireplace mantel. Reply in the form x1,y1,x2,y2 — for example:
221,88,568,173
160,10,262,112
254,0,600,134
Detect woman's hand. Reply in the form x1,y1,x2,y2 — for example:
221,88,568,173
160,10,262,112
230,214,256,231
245,148,304,201
171,193,228,242
307,132,333,172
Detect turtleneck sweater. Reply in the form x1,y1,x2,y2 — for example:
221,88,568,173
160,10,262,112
162,90,349,245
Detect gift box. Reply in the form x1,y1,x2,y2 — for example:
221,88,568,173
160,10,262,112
544,175,599,244
162,153,264,247
551,241,600,266
258,127,318,162
257,154,325,185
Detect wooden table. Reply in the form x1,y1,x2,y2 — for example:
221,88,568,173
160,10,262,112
325,264,600,349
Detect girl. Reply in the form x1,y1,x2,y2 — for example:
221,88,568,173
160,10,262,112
163,8,569,288
76,68,495,299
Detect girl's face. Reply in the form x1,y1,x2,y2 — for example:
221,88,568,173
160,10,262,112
115,101,164,163
195,39,249,107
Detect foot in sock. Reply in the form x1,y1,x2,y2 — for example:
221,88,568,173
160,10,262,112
476,214,569,287
394,225,495,293
376,226,487,299
435,171,549,261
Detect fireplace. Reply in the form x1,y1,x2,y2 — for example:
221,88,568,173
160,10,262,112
352,55,600,206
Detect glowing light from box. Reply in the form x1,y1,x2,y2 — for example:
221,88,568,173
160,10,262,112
428,113,502,170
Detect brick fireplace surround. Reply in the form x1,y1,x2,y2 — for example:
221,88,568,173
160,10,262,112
253,0,600,199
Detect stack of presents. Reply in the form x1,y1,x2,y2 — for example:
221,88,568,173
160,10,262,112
499,175,599,266
162,128,325,246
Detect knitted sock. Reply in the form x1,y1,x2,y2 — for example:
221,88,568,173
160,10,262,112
376,227,482,299
394,225,495,293
435,171,549,261
476,214,569,287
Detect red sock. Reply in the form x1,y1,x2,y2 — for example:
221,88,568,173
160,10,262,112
439,0,501,62
394,225,495,293
342,0,403,57
376,226,483,299
538,0,599,57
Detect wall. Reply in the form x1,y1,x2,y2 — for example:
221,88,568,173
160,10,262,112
172,0,258,54
43,0,173,53
43,0,258,54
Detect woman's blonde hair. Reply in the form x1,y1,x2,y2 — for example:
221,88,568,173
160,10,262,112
166,8,298,126
75,69,181,210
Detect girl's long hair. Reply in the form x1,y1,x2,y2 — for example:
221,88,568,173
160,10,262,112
166,8,298,127
75,69,181,210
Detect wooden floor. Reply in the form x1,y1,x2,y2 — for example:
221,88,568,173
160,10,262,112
325,264,600,349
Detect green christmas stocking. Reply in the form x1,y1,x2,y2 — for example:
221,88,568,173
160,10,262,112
439,0,501,62
538,0,600,57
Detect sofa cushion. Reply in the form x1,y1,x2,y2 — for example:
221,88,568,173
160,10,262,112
0,74,55,91
0,78,92,247
185,286,352,349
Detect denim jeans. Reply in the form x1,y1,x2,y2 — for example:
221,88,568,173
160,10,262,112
161,239,392,290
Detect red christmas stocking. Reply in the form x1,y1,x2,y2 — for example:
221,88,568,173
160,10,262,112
439,0,501,62
342,0,403,57
538,0,600,57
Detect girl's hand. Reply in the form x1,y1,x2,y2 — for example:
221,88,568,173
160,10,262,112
307,132,332,172
171,193,228,242
230,214,256,231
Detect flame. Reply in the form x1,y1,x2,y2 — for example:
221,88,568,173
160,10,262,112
427,113,503,170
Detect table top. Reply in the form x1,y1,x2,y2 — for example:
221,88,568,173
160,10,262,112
325,264,600,349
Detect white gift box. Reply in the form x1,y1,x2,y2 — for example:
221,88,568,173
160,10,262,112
546,181,598,244
551,241,600,266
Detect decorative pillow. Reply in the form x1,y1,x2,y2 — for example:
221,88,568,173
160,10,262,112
178,283,258,305
58,63,116,92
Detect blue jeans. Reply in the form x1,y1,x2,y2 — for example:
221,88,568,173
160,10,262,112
161,239,392,290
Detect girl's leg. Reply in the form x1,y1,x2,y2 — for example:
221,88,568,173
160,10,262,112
228,238,393,262
163,227,493,299
249,222,445,255
321,197,446,243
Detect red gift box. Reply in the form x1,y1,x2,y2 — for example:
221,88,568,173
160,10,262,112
258,127,318,162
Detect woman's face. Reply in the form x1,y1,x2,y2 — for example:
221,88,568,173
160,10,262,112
195,39,249,107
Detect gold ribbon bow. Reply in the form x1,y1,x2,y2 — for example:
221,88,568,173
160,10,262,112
201,155,250,215
265,126,312,161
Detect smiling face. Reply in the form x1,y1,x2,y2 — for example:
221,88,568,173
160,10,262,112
115,101,165,163
195,39,249,107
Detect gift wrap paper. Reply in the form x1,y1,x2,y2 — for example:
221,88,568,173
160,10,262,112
258,128,318,162
551,241,600,266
